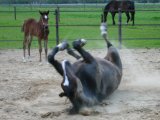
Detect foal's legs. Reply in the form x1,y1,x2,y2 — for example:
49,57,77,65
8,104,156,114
23,36,27,62
44,39,48,62
38,39,42,62
28,35,32,61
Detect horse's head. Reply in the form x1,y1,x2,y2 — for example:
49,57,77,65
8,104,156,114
39,10,49,29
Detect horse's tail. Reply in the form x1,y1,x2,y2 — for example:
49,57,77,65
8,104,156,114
100,22,112,48
21,23,24,32
21,21,26,32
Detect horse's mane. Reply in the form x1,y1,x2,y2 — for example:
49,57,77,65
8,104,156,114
105,0,135,10
106,0,113,7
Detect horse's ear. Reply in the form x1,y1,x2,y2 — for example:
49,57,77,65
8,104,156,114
46,10,49,15
39,10,43,15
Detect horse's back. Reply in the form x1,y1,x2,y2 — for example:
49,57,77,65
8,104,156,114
105,0,134,12
73,57,121,98
73,57,121,81
22,18,38,35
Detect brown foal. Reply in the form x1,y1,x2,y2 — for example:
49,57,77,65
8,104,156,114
22,10,49,62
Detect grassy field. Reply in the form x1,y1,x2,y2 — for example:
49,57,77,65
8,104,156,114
0,3,160,49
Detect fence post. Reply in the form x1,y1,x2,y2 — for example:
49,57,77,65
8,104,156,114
55,8,59,45
118,8,122,49
57,6,60,22
14,6,16,20
83,0,86,11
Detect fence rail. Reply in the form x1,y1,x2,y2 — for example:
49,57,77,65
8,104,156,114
1,9,160,13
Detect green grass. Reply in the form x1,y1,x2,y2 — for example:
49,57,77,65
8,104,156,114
0,3,160,49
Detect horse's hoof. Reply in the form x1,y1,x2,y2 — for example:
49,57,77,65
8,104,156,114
80,39,86,45
27,56,32,62
39,62,43,66
73,39,86,49
45,61,49,65
23,57,27,63
100,23,107,31
57,41,68,51
79,107,92,116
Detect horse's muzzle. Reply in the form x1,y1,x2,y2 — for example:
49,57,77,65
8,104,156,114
44,25,48,29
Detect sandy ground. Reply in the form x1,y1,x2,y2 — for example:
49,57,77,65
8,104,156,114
0,48,160,120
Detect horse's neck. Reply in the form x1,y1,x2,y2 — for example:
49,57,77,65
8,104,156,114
37,18,43,29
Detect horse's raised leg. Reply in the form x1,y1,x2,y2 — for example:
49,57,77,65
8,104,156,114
100,22,122,71
125,12,130,25
48,43,68,76
73,39,95,63
67,48,81,60
111,12,116,25
48,41,80,74
54,41,81,60
38,39,42,62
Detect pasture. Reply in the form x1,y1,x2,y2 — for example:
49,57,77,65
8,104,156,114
0,3,160,48
0,3,160,120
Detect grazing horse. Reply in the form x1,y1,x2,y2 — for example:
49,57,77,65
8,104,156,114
48,22,122,112
22,10,49,62
103,0,135,25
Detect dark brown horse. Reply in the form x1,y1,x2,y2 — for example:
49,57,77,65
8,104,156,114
103,0,135,25
48,22,122,113
22,10,49,62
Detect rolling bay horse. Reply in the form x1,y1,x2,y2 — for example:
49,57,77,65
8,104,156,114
103,0,135,25
48,22,122,112
22,10,49,62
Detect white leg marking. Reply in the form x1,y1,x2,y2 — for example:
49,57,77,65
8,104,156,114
27,55,31,62
39,62,43,66
62,60,69,86
100,22,107,36
57,43,63,49
57,42,68,51
23,57,26,63
80,38,86,44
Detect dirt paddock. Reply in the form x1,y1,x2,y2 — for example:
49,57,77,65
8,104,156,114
0,48,160,120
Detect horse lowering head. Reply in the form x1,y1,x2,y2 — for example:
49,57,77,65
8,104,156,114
39,10,49,30
103,0,135,25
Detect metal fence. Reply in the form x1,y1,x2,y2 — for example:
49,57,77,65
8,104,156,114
53,7,160,48
0,4,160,48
